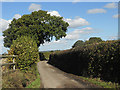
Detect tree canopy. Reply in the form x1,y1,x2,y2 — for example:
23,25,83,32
72,40,84,48
3,10,69,48
72,37,103,48
85,37,103,44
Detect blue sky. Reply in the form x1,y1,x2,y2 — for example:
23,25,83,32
0,1,119,54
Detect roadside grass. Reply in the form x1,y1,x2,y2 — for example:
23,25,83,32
2,69,36,88
2,63,40,88
26,68,40,88
80,76,120,89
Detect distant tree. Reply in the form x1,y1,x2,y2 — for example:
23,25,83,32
85,37,102,44
39,52,46,61
3,10,69,48
72,40,84,48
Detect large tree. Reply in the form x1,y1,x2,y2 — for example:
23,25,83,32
3,10,69,48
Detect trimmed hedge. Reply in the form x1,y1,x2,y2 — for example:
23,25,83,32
8,36,39,71
48,40,120,83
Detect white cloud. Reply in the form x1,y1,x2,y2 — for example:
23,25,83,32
29,3,41,12
13,14,21,19
104,3,117,9
65,27,93,40
107,36,118,40
0,36,4,54
72,27,93,34
0,36,3,40
0,36,4,47
1,0,14,2
0,0,120,2
72,0,81,3
64,17,89,28
47,11,61,17
0,18,11,31
43,39,67,46
65,34,79,40
53,40,66,44
0,14,21,31
87,9,106,14
42,27,93,43
72,0,119,2
47,11,90,28
47,11,89,28
112,14,120,18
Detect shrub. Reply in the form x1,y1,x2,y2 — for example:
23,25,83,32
8,36,39,71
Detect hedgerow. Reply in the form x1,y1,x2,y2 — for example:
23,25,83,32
8,36,39,71
48,40,120,83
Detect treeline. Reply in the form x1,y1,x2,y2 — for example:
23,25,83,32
72,37,103,48
48,39,120,83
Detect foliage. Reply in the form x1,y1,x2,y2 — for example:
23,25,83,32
72,40,84,48
39,50,61,60
72,37,103,48
48,40,120,84
39,52,47,61
7,36,39,71
3,10,69,48
85,37,103,44
41,51,54,60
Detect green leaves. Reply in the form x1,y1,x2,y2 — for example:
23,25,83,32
72,40,84,48
3,10,69,48
8,36,39,71
49,40,120,83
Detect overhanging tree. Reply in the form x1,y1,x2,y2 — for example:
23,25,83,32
3,10,69,48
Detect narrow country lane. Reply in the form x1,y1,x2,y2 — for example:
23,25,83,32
37,61,102,88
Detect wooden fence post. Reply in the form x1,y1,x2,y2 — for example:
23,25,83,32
13,58,15,70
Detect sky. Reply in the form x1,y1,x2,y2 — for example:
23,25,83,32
0,0,119,54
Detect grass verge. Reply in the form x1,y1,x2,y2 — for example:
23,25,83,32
2,63,40,88
79,76,120,89
26,68,40,88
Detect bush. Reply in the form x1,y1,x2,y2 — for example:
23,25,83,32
48,40,120,83
8,36,39,71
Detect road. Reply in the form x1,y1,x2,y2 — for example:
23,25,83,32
37,61,101,88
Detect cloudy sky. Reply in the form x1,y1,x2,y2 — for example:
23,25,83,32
0,1,119,54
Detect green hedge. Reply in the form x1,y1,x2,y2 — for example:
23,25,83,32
48,40,120,83
8,36,39,71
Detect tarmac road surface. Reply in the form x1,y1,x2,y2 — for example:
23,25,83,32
37,61,102,88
